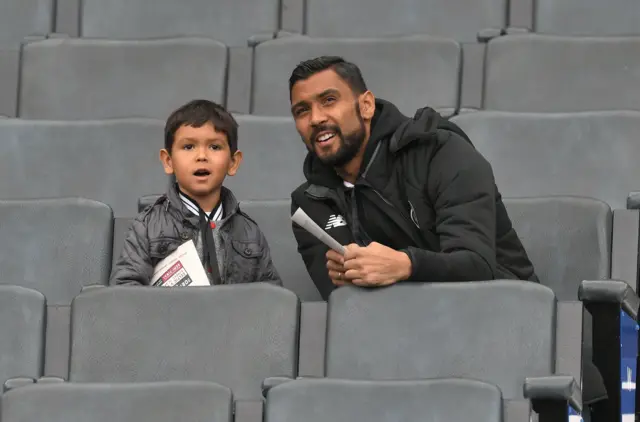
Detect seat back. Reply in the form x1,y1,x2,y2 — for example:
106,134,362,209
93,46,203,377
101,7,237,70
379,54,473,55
0,0,52,48
253,35,461,116
503,197,611,300
20,38,227,120
227,116,306,200
484,34,640,112
70,284,299,400
326,281,556,399
0,198,113,304
451,110,640,209
0,119,166,217
266,378,502,422
0,286,46,384
112,218,133,267
80,0,278,47
305,0,505,42
535,0,640,36
240,200,320,301
1,381,232,422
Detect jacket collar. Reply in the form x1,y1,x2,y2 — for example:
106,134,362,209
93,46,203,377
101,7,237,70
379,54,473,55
164,180,240,227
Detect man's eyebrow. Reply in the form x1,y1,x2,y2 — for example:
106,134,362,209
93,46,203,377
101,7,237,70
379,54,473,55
291,88,341,113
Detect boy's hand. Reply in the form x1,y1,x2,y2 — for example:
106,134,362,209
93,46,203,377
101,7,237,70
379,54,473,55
326,249,349,286
343,242,412,287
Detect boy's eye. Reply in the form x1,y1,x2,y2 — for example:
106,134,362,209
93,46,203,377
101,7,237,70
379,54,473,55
183,144,194,150
209,144,221,150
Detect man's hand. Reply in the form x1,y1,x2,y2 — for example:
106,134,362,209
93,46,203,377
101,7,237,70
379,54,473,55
343,242,412,287
326,249,349,286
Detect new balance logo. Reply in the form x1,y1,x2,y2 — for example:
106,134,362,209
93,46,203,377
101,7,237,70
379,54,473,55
325,214,347,230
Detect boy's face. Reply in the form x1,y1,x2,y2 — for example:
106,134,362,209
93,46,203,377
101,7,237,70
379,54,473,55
160,123,242,202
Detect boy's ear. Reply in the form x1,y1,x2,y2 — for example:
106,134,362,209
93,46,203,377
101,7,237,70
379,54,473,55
227,150,243,177
159,149,174,175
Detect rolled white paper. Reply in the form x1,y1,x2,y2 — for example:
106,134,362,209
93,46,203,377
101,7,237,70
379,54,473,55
291,208,346,255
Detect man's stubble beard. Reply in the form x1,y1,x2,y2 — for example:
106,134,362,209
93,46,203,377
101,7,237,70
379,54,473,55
308,102,367,168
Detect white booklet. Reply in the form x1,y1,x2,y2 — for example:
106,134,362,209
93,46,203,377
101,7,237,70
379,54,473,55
151,240,210,287
291,208,346,255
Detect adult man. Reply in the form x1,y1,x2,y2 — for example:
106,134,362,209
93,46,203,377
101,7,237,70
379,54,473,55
289,56,539,299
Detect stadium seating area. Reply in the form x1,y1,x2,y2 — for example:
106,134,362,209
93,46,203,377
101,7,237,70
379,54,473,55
1,0,639,420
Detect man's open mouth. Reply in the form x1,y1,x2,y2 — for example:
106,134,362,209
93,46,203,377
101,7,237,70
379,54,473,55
316,131,336,144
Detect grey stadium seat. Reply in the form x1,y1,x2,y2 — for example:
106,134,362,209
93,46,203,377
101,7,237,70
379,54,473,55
451,111,640,209
304,0,506,42
504,197,611,301
0,0,53,116
0,119,166,217
0,286,46,385
325,282,557,391
266,378,519,422
69,284,299,403
484,34,640,112
19,38,227,120
534,0,640,36
78,0,278,47
240,200,320,301
309,282,581,420
1,381,232,422
253,35,461,116
504,196,638,420
0,198,113,378
226,116,306,200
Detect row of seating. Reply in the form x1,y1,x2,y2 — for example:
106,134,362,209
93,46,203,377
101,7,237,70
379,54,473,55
1,110,639,220
0,379,517,422
2,0,639,51
0,281,583,422
1,34,639,117
0,193,636,421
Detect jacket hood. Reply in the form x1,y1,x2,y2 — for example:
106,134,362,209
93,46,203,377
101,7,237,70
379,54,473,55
389,106,472,153
302,98,409,187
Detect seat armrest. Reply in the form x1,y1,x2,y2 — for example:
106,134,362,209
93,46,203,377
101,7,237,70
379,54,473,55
524,375,582,413
247,32,277,47
3,377,35,392
262,377,294,398
477,28,504,42
37,376,66,384
578,279,639,320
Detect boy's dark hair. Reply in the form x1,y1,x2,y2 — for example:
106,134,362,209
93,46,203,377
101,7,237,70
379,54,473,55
164,99,238,154
289,56,368,97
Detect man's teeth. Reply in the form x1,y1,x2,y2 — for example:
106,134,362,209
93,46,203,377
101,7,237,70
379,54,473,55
318,133,335,142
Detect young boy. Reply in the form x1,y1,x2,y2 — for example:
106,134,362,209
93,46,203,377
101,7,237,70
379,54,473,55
110,99,281,286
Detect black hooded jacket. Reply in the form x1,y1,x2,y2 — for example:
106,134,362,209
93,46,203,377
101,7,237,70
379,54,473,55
291,99,539,299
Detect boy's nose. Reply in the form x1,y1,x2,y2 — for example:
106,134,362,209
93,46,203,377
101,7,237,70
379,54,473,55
196,148,208,161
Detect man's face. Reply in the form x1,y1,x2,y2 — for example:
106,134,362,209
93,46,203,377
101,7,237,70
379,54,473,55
160,123,240,200
290,69,367,168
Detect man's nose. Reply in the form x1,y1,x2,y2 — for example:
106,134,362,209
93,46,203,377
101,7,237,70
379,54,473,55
309,105,328,126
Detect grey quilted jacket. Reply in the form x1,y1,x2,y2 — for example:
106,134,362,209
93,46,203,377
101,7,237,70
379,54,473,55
110,183,281,286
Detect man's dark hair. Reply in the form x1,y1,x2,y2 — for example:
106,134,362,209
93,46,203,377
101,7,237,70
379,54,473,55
289,56,368,97
164,99,238,154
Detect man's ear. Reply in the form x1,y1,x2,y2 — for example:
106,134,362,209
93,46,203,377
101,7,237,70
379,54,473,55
159,149,174,175
359,90,376,121
227,150,243,177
